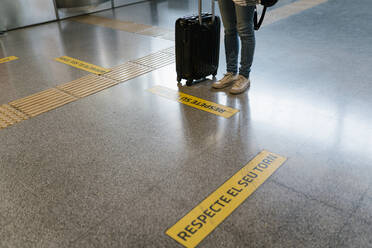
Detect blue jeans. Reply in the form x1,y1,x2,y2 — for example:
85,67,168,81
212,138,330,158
218,0,256,78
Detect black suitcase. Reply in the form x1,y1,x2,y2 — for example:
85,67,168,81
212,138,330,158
176,0,221,86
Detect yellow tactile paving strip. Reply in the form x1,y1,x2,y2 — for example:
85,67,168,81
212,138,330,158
9,88,78,117
72,15,175,41
160,46,175,55
131,51,175,69
0,104,29,129
103,62,154,82
136,26,171,37
157,31,175,41
72,15,151,33
0,47,174,130
57,74,118,98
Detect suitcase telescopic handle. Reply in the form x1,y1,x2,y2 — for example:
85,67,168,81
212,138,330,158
199,0,215,25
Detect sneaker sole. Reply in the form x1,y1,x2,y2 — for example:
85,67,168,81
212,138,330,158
212,82,233,89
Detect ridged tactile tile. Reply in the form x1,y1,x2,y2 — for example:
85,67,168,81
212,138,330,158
72,16,152,33
158,31,175,41
161,46,176,55
102,62,153,82
0,104,29,129
136,26,171,37
9,88,77,117
57,74,118,98
131,51,175,69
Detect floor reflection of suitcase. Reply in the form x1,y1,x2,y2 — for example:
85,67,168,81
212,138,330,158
175,0,221,86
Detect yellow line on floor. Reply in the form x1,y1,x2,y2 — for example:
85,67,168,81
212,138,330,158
166,150,287,248
147,85,239,119
55,56,111,75
0,56,18,64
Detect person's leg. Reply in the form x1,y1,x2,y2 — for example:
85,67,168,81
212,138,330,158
236,5,256,79
213,0,239,89
219,0,240,74
230,5,255,94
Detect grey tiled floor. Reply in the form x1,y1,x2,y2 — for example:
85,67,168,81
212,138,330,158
1,0,372,247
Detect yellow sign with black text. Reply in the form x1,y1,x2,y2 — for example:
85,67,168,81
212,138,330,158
0,56,18,64
55,56,111,75
166,150,287,248
148,86,239,118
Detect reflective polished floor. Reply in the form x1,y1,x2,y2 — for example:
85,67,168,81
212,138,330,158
1,0,372,247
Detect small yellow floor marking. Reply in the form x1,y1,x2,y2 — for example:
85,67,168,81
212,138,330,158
166,150,287,248
148,85,239,118
55,56,111,75
0,56,18,64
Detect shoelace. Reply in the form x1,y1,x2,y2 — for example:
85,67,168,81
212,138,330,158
220,73,234,83
234,77,246,88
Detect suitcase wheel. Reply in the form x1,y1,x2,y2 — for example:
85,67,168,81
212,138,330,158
177,75,182,83
186,79,193,86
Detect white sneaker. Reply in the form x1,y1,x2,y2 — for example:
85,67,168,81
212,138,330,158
230,75,250,94
212,73,238,89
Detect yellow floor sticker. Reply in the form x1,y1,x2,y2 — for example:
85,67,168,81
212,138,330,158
166,150,287,248
148,86,239,118
0,56,18,64
55,56,111,75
